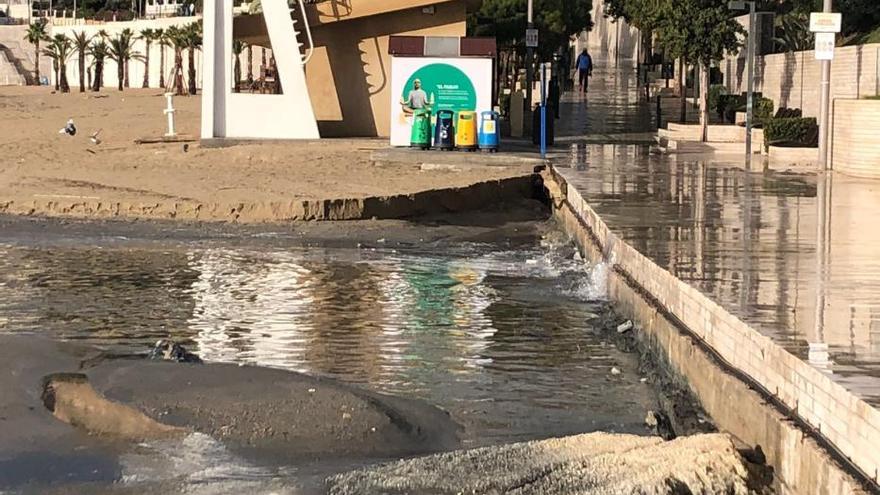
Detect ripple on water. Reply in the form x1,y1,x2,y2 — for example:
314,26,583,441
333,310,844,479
0,230,657,489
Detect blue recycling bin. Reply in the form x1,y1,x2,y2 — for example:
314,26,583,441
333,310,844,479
434,109,455,150
478,110,500,152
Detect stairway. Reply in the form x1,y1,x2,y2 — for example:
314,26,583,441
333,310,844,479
0,26,39,85
0,47,26,85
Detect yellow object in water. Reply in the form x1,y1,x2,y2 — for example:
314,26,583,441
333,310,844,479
455,111,477,150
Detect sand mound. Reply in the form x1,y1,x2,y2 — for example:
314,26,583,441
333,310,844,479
328,431,754,494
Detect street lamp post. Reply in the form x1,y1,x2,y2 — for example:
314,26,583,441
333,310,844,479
727,0,758,170
818,0,833,171
729,0,756,170
525,0,534,112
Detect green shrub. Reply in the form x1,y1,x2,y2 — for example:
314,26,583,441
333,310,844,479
708,85,728,119
754,97,775,126
864,95,880,100
764,117,818,150
718,94,742,122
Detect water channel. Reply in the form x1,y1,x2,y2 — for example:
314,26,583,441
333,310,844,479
0,213,658,492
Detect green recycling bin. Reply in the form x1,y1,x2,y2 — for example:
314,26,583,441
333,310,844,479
410,109,432,149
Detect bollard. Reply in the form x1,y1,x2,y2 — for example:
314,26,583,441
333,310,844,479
163,93,177,137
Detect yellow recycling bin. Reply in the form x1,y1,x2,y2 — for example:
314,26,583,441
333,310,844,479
455,111,478,151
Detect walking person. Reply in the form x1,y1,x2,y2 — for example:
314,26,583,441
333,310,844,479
576,48,593,94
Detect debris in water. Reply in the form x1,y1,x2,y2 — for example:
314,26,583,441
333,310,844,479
377,238,386,243
617,320,634,333
645,410,658,428
610,367,621,375
308,388,316,393
148,339,202,363
526,259,538,265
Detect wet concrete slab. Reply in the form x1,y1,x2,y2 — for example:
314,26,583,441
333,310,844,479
555,146,880,406
550,60,880,407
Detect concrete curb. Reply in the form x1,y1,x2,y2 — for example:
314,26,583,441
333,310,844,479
545,165,879,495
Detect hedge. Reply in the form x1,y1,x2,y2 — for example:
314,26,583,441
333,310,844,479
763,117,819,150
714,94,773,126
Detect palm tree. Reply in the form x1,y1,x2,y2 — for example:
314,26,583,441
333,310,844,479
42,34,74,93
71,31,93,93
775,13,813,53
184,22,201,95
232,39,243,92
246,43,253,87
23,19,47,85
139,28,157,88
107,29,140,91
88,39,109,91
164,25,187,95
156,28,169,88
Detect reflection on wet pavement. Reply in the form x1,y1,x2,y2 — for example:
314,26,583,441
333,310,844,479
0,225,655,452
556,145,880,405
556,60,655,138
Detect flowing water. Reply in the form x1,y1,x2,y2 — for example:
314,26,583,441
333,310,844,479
0,215,657,493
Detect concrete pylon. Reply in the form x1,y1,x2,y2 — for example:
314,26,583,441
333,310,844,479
201,0,320,140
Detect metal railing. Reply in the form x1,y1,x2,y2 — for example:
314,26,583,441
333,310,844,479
294,0,314,64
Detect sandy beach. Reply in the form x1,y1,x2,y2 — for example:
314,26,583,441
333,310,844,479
0,87,536,223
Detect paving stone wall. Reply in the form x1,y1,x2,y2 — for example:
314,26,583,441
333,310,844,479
722,44,880,118
832,99,880,178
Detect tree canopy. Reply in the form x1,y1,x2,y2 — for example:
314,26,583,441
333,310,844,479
469,0,594,57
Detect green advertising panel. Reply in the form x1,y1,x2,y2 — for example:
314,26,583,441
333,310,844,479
402,63,477,115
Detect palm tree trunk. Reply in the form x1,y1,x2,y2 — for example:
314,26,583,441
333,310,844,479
117,58,124,91
93,61,102,91
78,52,85,92
173,48,185,96
234,53,241,92
124,58,130,88
53,60,59,90
60,62,69,92
34,42,40,84
159,45,165,88
142,40,150,88
246,45,253,85
187,47,196,95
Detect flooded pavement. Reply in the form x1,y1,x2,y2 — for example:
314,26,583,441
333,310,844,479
555,145,880,406
556,60,656,139
0,213,660,492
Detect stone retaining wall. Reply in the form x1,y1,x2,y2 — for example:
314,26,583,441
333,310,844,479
832,99,880,178
546,166,879,494
722,44,880,119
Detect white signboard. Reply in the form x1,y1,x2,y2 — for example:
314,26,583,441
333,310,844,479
815,32,836,60
389,56,493,147
810,12,842,33
526,28,539,48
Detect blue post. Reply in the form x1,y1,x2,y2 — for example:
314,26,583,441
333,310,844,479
540,63,547,159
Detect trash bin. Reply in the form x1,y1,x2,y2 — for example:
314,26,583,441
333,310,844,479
434,109,455,151
478,110,500,152
531,104,555,146
455,111,478,151
409,109,432,149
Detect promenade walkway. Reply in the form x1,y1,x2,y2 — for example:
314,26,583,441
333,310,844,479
554,61,880,406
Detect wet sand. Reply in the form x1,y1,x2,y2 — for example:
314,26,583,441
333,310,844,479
0,334,460,492
0,87,535,223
